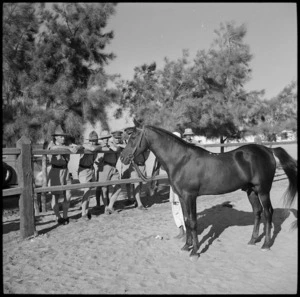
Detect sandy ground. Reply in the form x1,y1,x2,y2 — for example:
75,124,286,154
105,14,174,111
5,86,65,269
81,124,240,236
2,167,298,294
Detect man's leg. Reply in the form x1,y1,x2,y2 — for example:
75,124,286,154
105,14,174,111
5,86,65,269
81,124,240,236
105,185,122,214
95,186,102,208
81,188,92,219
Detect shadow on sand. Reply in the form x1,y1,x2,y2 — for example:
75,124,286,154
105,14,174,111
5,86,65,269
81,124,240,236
196,201,297,255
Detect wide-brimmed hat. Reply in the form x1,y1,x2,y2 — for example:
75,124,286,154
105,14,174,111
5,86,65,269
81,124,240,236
86,131,99,142
99,130,111,139
111,130,123,139
52,125,69,137
173,131,181,138
183,128,194,136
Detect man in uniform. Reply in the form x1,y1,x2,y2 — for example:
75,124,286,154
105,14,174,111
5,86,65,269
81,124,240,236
121,125,149,210
77,130,102,220
95,130,122,208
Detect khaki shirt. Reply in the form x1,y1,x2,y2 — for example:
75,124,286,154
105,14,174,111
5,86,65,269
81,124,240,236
98,139,123,166
47,141,70,166
79,143,100,168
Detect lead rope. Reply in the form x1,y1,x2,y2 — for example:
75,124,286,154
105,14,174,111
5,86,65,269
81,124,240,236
131,160,161,183
130,128,158,182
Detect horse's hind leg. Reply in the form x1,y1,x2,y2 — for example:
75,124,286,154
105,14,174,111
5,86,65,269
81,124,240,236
259,192,274,250
247,188,263,245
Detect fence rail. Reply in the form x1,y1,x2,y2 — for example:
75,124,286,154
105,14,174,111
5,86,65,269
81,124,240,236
2,137,297,239
201,140,296,147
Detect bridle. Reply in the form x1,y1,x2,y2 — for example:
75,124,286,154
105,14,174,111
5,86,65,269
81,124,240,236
129,127,147,158
126,127,158,183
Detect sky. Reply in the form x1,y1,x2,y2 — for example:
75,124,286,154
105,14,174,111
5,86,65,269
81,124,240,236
105,2,297,100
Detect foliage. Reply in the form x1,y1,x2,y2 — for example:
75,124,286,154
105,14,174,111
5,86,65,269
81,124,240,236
256,81,297,138
116,21,297,147
117,22,254,140
3,11,296,147
3,3,40,103
3,3,117,145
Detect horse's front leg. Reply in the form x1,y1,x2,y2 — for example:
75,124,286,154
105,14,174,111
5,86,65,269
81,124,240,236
188,195,199,257
179,195,199,257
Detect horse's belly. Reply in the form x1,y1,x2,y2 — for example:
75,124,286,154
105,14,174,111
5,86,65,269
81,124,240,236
198,177,247,195
200,185,241,195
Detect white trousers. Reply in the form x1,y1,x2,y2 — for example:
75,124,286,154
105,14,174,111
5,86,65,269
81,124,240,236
169,187,186,231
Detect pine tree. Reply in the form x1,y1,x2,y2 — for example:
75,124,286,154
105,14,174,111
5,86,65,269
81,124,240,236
3,3,41,145
3,3,118,145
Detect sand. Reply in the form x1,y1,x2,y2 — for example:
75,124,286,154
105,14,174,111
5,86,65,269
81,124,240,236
2,170,298,294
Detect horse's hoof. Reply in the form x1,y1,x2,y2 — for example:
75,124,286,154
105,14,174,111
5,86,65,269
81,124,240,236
181,244,193,252
189,253,200,261
261,247,270,252
247,240,256,245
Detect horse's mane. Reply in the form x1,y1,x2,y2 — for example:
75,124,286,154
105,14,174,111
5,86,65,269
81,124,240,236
145,125,204,149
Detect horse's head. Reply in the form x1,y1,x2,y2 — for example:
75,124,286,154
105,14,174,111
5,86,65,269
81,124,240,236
120,127,149,165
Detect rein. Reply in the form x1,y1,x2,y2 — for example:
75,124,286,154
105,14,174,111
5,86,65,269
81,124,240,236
129,127,159,182
130,127,146,156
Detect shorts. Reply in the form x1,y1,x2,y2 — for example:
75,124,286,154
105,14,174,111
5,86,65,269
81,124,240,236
97,163,119,182
48,167,69,195
78,167,95,183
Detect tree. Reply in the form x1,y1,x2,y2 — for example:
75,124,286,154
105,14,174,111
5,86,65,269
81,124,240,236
3,3,41,105
255,81,297,139
3,3,118,145
116,50,197,131
2,3,42,145
117,22,258,152
186,21,254,151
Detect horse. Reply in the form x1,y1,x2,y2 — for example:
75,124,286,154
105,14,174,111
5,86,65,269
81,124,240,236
120,125,297,258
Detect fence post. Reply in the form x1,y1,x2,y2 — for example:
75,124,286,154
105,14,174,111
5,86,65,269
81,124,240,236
41,154,47,212
16,136,36,239
33,192,40,215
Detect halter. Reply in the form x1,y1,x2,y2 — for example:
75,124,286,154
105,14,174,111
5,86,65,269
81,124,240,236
127,127,158,183
130,127,146,157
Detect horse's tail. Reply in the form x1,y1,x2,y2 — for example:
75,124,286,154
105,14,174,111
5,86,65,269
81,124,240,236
271,147,298,208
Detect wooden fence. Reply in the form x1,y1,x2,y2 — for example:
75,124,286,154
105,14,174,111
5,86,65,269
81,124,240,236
2,136,297,239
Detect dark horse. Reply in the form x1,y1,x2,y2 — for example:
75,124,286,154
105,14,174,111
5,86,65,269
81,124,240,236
120,125,297,258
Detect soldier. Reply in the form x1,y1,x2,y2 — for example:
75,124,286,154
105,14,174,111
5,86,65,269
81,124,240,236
47,125,80,225
77,131,103,220
95,130,123,210
121,125,148,210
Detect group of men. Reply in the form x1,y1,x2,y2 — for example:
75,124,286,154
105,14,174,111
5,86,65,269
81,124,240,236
47,124,198,228
77,125,149,220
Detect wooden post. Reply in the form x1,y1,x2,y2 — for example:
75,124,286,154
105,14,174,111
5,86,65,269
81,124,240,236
33,192,40,215
16,136,36,239
41,155,48,212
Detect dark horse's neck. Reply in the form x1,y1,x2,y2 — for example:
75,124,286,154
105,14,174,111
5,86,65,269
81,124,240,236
145,126,206,176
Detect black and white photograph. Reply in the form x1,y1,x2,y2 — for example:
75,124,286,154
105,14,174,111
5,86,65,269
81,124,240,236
3,3,297,294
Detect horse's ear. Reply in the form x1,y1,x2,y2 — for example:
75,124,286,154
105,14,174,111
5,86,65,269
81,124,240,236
133,118,143,128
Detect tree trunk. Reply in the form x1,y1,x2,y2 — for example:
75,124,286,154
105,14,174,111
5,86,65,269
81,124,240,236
220,135,225,153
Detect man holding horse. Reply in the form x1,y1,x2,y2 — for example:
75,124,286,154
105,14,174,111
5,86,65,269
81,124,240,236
105,126,149,214
95,130,123,209
170,131,186,238
121,125,149,210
